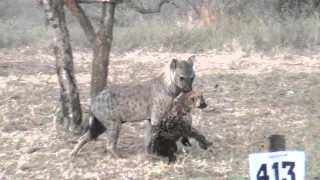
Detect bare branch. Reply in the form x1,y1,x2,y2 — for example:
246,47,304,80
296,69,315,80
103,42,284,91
135,0,143,7
90,2,116,99
101,2,115,29
185,0,201,18
127,0,178,14
75,0,123,4
101,2,107,26
66,3,96,44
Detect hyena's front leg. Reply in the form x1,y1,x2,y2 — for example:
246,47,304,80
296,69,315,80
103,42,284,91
106,119,123,158
145,125,159,154
144,119,153,153
145,104,164,153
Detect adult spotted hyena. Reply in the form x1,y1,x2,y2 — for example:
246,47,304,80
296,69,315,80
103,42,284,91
70,56,196,158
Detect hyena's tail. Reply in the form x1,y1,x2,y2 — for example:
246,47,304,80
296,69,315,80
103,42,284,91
87,114,107,140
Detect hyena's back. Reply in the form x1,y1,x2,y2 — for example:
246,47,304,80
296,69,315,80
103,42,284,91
91,78,165,125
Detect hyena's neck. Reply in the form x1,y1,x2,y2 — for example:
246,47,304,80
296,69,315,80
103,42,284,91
159,73,182,98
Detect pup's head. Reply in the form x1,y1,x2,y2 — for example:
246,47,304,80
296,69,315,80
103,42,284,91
167,55,196,93
183,90,207,109
174,90,207,112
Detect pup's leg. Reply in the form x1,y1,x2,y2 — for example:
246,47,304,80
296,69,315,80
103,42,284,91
188,127,213,150
172,141,178,153
106,119,122,158
181,137,192,146
70,116,106,156
167,141,177,164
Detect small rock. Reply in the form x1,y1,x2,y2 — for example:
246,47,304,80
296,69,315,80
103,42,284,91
17,155,31,171
26,147,41,154
286,90,295,95
26,140,43,154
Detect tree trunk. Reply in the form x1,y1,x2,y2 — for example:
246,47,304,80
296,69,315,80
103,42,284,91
91,3,116,100
42,0,82,134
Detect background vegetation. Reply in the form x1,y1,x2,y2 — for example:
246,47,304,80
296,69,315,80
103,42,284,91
2,0,320,54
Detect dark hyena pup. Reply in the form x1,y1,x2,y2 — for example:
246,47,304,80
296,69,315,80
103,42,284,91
147,116,188,164
148,90,213,164
171,90,213,149
70,56,196,158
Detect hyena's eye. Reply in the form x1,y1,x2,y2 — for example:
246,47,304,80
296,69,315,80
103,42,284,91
180,76,185,81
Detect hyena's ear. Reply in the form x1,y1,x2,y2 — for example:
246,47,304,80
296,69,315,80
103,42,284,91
188,55,196,70
170,58,179,70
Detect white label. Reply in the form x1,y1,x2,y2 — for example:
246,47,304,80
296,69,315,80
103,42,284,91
249,151,306,180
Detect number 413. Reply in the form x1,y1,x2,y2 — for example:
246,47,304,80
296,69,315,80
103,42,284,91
257,161,295,180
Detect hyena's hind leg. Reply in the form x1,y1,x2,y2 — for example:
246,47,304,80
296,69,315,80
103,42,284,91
70,116,106,156
105,119,123,158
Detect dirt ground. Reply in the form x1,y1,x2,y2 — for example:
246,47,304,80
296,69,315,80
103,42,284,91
1,45,320,179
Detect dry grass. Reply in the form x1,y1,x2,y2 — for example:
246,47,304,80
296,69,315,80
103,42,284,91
1,45,320,179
